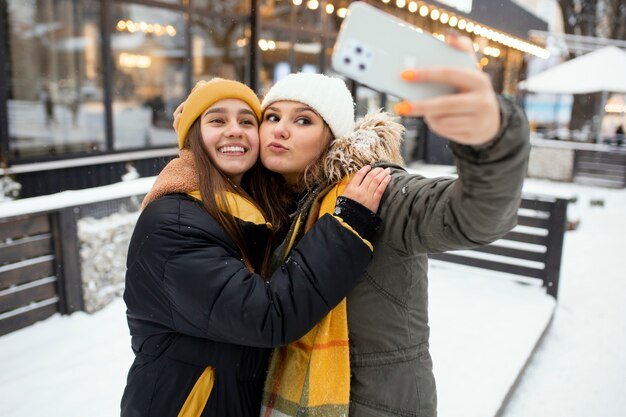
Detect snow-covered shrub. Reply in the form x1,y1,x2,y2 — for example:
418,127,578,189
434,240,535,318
77,210,140,313
0,175,21,201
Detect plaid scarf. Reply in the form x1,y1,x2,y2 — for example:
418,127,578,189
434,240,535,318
261,179,351,417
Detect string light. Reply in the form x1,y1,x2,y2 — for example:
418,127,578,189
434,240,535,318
116,19,176,36
282,1,550,59
119,53,151,68
258,39,277,51
605,104,626,113
306,0,319,10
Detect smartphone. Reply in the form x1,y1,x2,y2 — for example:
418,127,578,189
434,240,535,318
331,2,476,101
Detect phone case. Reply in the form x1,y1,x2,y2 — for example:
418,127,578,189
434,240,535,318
331,2,476,101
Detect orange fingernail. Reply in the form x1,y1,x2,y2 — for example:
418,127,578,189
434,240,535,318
400,69,418,81
394,101,412,116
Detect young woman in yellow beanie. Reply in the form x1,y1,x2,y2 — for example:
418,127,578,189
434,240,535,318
120,78,391,417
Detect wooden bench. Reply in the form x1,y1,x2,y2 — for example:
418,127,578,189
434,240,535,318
430,195,569,299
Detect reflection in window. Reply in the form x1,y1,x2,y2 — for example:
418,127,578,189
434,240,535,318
295,0,322,28
5,0,104,159
258,29,291,96
192,0,250,15
293,34,323,74
259,0,292,26
190,15,249,86
110,4,185,150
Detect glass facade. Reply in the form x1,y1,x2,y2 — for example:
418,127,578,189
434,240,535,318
190,14,249,85
4,0,104,159
0,0,543,180
0,0,253,164
110,3,185,150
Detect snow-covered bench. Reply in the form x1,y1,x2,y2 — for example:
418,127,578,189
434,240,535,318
427,195,570,417
430,195,569,299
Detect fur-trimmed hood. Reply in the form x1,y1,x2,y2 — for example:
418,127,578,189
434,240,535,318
321,110,406,185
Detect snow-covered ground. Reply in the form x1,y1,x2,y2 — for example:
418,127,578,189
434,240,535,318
500,180,626,417
1,174,625,417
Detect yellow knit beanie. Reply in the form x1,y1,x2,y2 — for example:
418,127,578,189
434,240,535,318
177,78,262,149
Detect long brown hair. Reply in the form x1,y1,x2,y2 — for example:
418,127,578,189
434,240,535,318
185,118,290,275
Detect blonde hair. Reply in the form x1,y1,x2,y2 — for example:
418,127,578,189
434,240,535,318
303,110,405,190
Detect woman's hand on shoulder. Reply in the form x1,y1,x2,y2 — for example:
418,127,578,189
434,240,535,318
341,166,392,213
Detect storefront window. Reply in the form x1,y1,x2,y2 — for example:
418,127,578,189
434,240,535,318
258,28,291,95
192,0,251,15
190,15,249,85
110,4,185,150
322,1,345,32
4,0,104,159
295,1,322,28
293,33,323,73
259,0,293,26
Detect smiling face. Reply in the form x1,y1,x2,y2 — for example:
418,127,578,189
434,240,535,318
259,100,332,185
200,98,260,185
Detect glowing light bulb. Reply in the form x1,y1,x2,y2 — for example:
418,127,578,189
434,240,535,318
307,0,319,10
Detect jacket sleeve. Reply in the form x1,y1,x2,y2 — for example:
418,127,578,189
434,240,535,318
381,95,530,253
161,213,372,348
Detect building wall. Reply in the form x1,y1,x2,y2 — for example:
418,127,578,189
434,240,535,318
0,0,549,198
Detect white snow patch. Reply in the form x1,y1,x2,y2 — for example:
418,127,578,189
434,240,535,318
0,174,625,417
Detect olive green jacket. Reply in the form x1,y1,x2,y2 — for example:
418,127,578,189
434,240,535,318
337,97,530,416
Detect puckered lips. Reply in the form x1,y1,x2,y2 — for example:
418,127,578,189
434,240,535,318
218,143,249,155
267,141,288,153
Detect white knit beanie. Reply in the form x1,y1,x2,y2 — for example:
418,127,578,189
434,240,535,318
261,73,355,138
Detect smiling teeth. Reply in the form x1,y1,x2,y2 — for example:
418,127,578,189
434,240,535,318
220,146,246,153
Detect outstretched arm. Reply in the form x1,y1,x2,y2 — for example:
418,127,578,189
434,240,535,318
384,34,529,253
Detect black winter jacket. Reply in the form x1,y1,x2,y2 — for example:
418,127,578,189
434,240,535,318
121,193,377,417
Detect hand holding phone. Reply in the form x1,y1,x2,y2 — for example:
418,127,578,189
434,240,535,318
397,34,501,145
331,2,476,101
331,2,500,145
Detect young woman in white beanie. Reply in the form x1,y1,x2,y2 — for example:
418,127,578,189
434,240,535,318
256,34,530,417
121,78,391,417
169,34,529,417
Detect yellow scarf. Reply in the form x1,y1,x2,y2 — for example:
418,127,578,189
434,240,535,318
261,179,352,417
